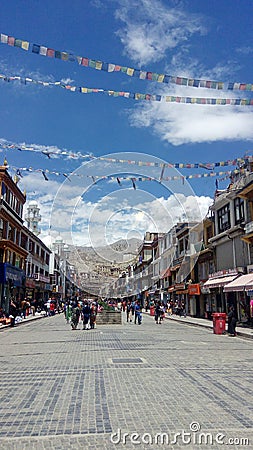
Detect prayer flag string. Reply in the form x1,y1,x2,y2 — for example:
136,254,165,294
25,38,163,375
0,139,251,169
1,73,252,106
1,33,252,92
8,164,245,186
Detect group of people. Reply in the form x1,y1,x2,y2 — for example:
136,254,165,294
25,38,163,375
126,300,142,324
64,299,98,330
3,297,42,327
1,296,64,327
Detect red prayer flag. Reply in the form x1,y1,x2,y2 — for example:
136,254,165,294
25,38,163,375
8,36,15,46
47,48,55,57
81,58,89,66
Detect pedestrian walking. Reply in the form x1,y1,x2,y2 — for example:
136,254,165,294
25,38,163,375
21,299,29,319
126,301,132,322
82,300,91,330
90,302,97,329
131,300,135,320
64,301,72,323
134,301,142,325
9,298,17,327
227,306,237,336
70,301,81,330
159,303,165,323
30,299,36,316
49,301,55,316
155,301,164,324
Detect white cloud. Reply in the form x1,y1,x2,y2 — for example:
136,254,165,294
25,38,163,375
21,170,212,249
112,1,253,146
115,0,205,65
60,77,74,84
236,46,253,55
73,192,212,247
129,84,253,145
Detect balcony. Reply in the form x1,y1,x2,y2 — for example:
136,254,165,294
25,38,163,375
245,221,253,234
242,220,253,244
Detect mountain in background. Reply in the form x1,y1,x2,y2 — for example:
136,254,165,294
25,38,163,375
68,238,142,296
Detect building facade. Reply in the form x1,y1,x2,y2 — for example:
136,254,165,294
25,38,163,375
0,164,27,314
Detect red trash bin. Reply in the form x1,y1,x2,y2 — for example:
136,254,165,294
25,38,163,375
150,305,155,316
212,313,226,334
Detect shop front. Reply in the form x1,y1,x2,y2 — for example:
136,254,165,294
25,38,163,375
203,270,239,313
174,283,188,314
32,274,51,306
188,283,201,317
25,277,36,303
200,284,212,319
224,273,253,323
0,262,25,314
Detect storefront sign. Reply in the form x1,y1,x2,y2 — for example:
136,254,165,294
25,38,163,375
32,273,50,283
188,284,201,295
174,283,185,290
0,263,25,286
209,269,238,278
25,278,36,288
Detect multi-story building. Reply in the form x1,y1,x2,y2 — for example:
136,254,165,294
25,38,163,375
204,161,253,321
189,217,215,318
0,163,28,314
23,226,51,306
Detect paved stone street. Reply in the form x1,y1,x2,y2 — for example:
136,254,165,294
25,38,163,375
0,313,253,450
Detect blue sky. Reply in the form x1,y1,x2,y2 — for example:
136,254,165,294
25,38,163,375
0,0,252,249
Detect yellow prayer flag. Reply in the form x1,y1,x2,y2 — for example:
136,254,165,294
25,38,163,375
157,74,165,82
21,41,29,51
126,68,134,76
81,87,88,93
95,61,102,70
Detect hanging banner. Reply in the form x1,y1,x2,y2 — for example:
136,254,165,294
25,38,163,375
0,139,251,170
7,163,245,186
1,73,252,106
1,33,253,92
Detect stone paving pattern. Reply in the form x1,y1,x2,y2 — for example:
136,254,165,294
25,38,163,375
0,313,253,449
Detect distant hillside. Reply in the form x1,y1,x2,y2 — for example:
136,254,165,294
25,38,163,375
67,237,142,296
69,238,141,263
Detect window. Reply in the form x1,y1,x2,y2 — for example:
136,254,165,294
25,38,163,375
234,197,244,224
29,240,34,253
15,255,20,268
8,224,14,241
20,233,28,249
217,204,231,232
143,249,152,261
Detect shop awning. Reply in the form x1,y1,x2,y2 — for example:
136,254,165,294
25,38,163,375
160,267,171,279
170,264,181,271
167,286,174,292
224,274,253,292
203,275,238,289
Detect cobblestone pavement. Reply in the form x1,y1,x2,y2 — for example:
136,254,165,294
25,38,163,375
0,313,253,450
